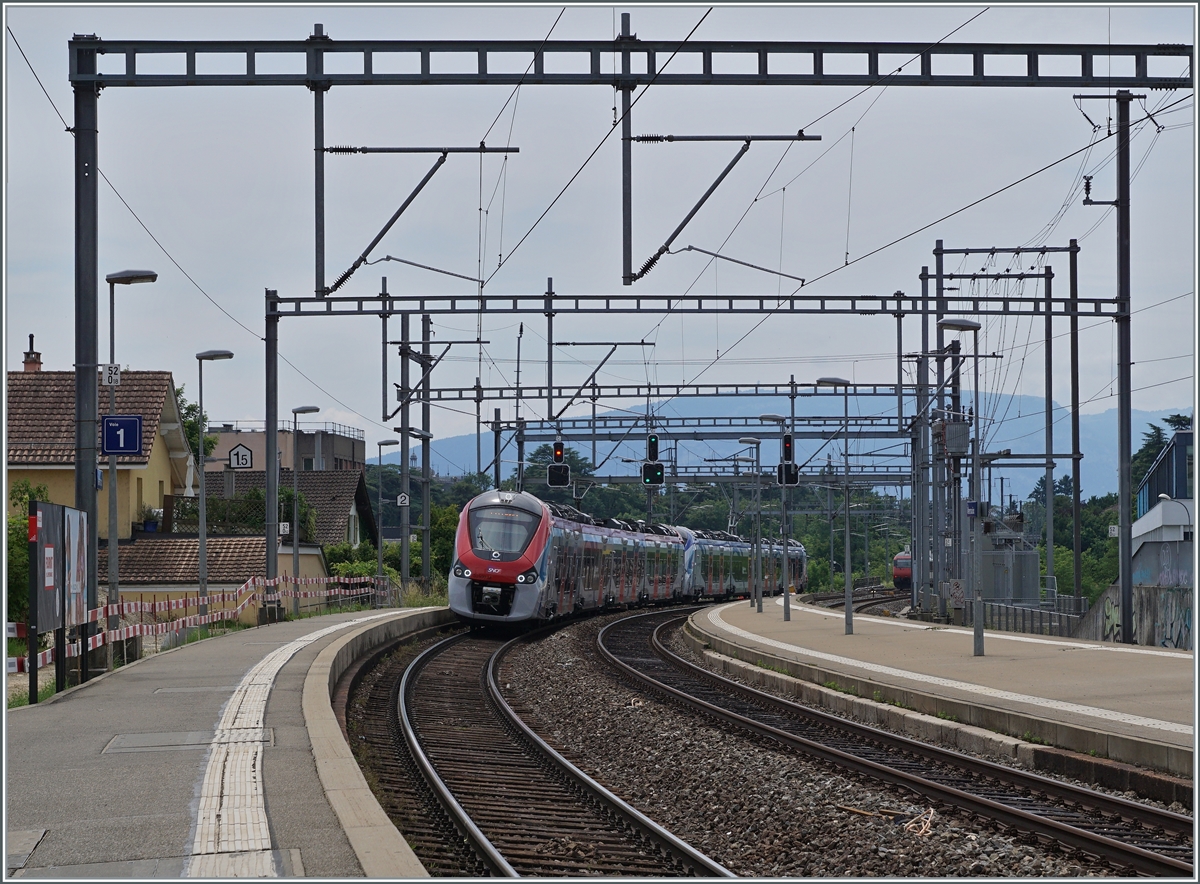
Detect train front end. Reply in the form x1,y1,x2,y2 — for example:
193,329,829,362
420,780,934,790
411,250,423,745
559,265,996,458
448,490,552,625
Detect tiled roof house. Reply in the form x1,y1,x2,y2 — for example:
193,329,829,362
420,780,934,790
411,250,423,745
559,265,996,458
6,348,197,540
228,469,379,549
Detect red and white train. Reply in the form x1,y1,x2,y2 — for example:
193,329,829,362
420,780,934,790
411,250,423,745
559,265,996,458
449,489,807,626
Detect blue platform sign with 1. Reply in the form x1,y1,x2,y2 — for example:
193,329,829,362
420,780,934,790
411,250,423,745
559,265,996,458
102,415,143,456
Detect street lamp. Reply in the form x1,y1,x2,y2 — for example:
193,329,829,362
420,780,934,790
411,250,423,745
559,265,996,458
817,377,853,635
377,439,400,606
196,349,234,618
738,438,763,613
104,269,157,669
760,414,792,622
290,405,320,616
938,317,983,655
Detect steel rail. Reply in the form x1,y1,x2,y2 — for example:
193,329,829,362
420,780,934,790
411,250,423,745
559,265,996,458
595,611,1193,877
397,633,518,877
650,616,1193,839
488,629,735,878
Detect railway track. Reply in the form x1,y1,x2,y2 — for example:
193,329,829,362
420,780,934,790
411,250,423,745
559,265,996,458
342,631,488,876
596,610,1194,878
820,590,912,609
396,629,732,877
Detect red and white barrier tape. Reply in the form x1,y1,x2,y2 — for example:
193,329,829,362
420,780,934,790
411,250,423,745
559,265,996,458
7,575,386,674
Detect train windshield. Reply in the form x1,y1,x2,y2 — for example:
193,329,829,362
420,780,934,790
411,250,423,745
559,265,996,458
895,556,911,568
469,506,540,555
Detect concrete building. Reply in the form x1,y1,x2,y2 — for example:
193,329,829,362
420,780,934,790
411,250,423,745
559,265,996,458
1132,429,1194,590
206,422,366,474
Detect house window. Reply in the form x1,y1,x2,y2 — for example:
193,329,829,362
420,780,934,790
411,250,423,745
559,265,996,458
158,480,164,507
137,477,143,513
346,514,360,547
303,457,314,471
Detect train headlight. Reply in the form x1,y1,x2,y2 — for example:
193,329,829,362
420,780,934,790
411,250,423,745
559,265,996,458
453,562,472,579
516,568,538,584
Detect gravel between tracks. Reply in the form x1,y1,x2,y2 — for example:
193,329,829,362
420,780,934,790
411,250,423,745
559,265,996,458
500,612,1118,877
665,612,1193,818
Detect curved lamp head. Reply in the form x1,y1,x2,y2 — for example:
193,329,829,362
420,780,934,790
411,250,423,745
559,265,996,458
1159,493,1172,501
292,405,320,416
196,349,234,361
759,413,786,423
378,439,399,448
937,317,982,333
106,269,158,285
738,437,761,446
816,376,851,387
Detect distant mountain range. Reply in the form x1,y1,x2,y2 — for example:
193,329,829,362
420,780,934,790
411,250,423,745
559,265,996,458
383,394,1190,504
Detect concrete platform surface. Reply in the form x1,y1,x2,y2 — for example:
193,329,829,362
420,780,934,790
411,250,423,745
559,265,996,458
4,609,430,879
690,598,1194,775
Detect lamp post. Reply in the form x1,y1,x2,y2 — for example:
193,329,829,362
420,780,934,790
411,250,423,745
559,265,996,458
760,414,791,622
104,269,156,669
817,377,853,634
939,318,983,655
195,349,234,618
738,438,762,613
377,439,400,606
290,405,320,616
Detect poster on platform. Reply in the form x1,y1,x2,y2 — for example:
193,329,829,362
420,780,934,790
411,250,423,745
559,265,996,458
63,508,88,628
33,502,62,632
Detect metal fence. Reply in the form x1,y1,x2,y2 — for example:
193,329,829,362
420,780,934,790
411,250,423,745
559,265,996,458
965,601,1084,638
170,496,314,542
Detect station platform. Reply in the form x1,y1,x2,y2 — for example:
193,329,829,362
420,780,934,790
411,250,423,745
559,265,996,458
4,607,451,879
686,597,1194,799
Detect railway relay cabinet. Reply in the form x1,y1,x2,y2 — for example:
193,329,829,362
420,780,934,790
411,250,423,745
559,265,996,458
979,520,1041,604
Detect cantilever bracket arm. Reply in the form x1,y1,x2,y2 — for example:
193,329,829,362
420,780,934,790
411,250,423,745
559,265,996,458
552,341,654,420
632,139,751,282
387,338,488,419
326,151,448,295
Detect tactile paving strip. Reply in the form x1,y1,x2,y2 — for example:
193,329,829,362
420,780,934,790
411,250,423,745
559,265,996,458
186,613,396,877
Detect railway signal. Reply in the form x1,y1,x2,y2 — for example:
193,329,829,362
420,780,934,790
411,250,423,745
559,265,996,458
647,433,659,461
782,433,794,463
552,440,565,463
642,462,664,485
776,462,799,486
547,464,570,487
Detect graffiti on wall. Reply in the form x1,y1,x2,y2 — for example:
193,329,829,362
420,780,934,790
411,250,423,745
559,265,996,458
1155,588,1193,650
1100,595,1137,644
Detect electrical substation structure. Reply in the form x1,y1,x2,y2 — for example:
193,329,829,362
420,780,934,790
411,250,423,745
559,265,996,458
68,22,1190,649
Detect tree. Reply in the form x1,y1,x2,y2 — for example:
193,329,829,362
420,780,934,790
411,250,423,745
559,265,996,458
1053,475,1073,497
1163,412,1193,431
1027,475,1049,507
1131,422,1168,492
9,478,49,511
175,384,217,462
7,480,49,622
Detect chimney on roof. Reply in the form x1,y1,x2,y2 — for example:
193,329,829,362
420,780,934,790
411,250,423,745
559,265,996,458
23,334,42,372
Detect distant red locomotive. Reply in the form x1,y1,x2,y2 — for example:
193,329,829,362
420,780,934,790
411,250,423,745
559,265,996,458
892,551,912,590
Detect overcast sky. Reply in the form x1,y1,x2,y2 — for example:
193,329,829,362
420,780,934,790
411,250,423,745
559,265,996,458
4,3,1195,483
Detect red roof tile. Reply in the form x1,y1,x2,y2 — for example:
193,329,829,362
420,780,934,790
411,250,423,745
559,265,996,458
229,469,378,547
6,370,176,466
98,535,266,585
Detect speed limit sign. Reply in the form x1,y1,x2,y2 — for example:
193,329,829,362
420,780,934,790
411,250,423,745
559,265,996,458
397,492,410,507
